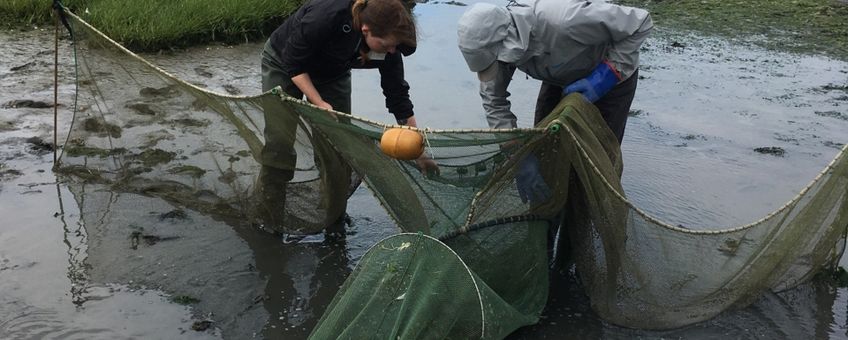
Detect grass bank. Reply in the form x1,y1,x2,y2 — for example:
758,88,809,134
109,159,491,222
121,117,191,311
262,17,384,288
617,0,848,60
1,0,303,51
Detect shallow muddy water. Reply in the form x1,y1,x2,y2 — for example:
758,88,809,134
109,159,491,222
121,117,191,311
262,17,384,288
2,1,848,339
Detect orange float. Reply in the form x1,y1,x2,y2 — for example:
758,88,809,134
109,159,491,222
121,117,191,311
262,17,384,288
380,128,424,160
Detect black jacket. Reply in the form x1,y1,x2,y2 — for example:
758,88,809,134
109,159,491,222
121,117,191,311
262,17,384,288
269,0,415,120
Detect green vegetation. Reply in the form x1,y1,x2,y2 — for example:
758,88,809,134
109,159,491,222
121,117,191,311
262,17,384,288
137,149,176,166
617,0,848,60
815,266,848,287
5,0,844,57
1,0,303,51
64,145,126,157
836,267,848,287
167,165,207,178
0,0,80,27
170,295,200,305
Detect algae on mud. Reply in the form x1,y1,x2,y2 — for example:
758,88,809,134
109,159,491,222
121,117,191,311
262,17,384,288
618,0,848,60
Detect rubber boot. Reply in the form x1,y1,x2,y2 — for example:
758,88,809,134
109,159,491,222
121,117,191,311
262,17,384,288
255,165,294,233
324,213,350,242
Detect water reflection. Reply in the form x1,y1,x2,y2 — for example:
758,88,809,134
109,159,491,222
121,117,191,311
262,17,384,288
56,177,359,338
56,182,89,307
509,267,846,339
252,234,350,338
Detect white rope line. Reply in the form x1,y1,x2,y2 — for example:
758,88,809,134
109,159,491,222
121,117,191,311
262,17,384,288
278,95,545,134
69,9,848,236
422,128,435,159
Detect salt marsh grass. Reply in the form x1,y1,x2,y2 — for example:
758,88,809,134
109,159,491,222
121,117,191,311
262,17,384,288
2,0,303,51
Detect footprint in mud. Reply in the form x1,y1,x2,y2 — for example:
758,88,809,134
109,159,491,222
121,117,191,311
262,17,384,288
814,110,847,121
0,258,35,271
139,85,179,98
681,134,708,141
159,209,188,221
628,109,647,117
142,130,175,148
754,146,786,157
126,103,157,116
0,165,23,181
773,133,800,145
136,148,176,167
169,118,210,128
217,169,237,184
190,99,208,110
222,84,241,95
194,66,214,78
24,136,54,155
191,320,214,331
2,99,54,109
822,84,848,92
129,225,181,250
823,141,845,149
82,117,122,138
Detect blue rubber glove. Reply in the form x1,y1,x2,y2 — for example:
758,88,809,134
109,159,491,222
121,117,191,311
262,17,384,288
563,61,622,103
516,154,551,204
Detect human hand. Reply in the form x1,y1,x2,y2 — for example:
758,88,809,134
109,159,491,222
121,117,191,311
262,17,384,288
563,60,622,103
515,154,550,204
315,100,333,111
415,156,440,178
313,100,338,120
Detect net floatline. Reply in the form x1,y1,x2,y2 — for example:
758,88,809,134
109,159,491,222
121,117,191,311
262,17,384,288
55,6,848,336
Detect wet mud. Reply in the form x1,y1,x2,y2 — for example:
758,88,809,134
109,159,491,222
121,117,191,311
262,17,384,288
2,1,848,339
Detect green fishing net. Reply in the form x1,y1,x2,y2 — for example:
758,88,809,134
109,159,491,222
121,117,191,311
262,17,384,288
55,8,848,337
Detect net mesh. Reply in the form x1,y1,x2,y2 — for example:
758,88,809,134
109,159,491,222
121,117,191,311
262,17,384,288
55,8,848,336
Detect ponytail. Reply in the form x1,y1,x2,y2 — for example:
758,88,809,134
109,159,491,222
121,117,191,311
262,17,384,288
352,0,368,30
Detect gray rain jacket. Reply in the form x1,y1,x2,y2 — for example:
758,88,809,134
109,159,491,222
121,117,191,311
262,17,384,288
457,0,653,129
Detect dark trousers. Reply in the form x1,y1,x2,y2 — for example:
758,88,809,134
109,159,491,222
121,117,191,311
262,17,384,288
260,40,351,173
256,41,352,231
534,71,639,266
533,69,639,144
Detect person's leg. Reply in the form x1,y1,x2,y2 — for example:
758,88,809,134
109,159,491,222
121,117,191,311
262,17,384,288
533,82,567,263
312,72,353,237
256,41,301,230
534,82,564,126
593,69,639,144
537,71,639,267
260,41,301,175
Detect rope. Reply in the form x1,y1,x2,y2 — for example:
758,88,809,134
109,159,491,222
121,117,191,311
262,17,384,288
438,214,546,241
422,128,434,159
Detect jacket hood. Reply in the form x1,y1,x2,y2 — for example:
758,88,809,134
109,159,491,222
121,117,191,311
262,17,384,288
457,2,536,72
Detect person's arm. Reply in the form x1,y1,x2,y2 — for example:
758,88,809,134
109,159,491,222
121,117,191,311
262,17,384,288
278,1,337,107
291,73,332,110
399,115,440,176
566,3,653,80
378,52,415,123
375,55,439,175
479,61,518,129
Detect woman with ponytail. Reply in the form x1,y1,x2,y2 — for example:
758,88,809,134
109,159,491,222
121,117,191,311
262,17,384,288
257,0,436,232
